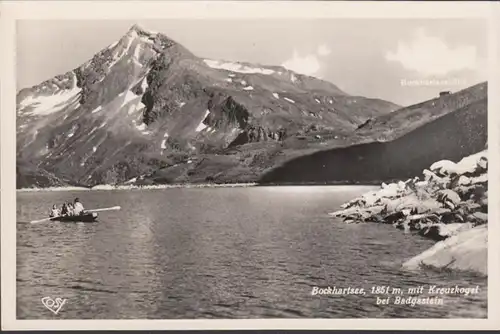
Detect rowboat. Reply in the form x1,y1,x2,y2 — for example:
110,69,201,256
30,206,120,224
49,212,98,223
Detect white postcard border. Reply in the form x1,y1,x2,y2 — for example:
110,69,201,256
1,0,499,330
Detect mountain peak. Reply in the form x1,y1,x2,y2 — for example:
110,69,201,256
127,23,158,38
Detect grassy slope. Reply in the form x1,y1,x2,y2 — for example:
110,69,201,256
258,96,487,184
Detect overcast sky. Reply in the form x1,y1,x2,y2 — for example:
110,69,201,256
16,19,488,106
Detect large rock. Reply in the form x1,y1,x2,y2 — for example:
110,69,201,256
430,160,457,176
418,222,474,241
403,225,487,276
436,189,462,210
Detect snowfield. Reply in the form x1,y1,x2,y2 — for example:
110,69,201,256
204,59,275,75
19,72,81,116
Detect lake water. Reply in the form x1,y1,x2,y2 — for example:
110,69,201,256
16,186,487,319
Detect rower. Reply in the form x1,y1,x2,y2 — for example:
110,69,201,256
73,198,85,215
49,204,60,218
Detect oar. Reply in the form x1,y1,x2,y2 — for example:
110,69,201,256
30,216,60,224
29,206,121,224
85,206,121,213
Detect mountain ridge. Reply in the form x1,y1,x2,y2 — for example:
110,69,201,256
22,24,482,189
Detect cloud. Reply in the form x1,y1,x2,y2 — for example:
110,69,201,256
317,44,332,56
282,50,321,76
385,28,478,76
281,43,332,76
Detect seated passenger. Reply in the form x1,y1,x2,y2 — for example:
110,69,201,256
67,203,75,216
73,198,85,215
60,203,68,216
49,204,60,218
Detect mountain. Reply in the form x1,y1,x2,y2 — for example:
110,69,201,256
259,82,487,184
16,24,400,188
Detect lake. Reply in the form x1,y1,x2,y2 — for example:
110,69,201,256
16,186,487,319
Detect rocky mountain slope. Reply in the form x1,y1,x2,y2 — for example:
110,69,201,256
16,24,402,188
258,82,487,185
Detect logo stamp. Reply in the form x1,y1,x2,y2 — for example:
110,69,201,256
41,296,67,315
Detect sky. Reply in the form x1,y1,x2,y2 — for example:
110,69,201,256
16,19,488,106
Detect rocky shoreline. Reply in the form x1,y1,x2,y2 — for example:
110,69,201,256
330,150,488,276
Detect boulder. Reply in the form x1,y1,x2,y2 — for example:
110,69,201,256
403,225,487,276
477,156,487,169
430,160,457,176
456,175,471,186
418,222,474,241
436,189,461,207
468,212,488,225
454,151,487,174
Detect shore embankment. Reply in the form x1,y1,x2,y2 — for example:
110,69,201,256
329,150,488,276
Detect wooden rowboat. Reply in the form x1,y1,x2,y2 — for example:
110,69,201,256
30,206,120,224
49,212,98,222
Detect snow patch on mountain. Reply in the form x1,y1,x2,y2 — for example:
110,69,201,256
140,77,148,91
136,122,147,131
67,124,78,138
284,97,295,104
91,106,102,114
132,43,144,67
125,177,138,184
120,90,141,112
133,43,142,60
195,110,211,132
196,123,208,132
19,72,81,116
109,32,137,69
243,86,254,91
161,139,167,149
273,93,280,99
204,59,275,75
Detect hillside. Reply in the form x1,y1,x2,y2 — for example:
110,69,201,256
16,24,400,188
258,83,487,185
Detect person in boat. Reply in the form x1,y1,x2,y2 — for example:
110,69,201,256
49,204,60,218
60,203,69,216
67,203,75,216
73,198,85,215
